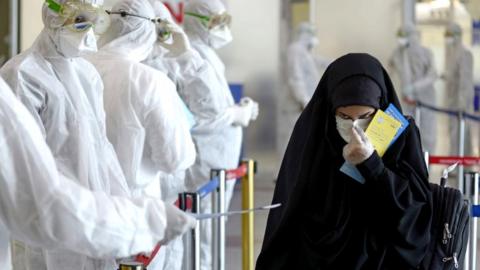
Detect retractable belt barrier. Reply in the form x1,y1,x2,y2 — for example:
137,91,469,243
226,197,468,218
417,101,480,193
429,156,480,166
416,101,480,122
133,160,256,270
211,160,256,270
472,206,480,217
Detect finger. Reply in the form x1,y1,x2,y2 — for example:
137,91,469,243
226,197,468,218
350,127,363,144
353,125,368,143
251,109,259,120
342,144,352,159
167,22,183,33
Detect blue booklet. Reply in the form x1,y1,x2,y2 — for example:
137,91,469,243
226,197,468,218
340,104,409,184
385,104,409,145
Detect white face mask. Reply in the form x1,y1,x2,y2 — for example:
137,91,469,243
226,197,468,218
208,26,233,49
307,37,319,50
397,37,409,47
445,36,455,46
335,116,372,143
55,28,98,58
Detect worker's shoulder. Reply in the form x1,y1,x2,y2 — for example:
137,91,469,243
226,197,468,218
2,50,49,75
129,62,173,85
461,47,473,60
0,50,56,87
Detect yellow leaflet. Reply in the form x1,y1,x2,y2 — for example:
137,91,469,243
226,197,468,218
365,110,401,157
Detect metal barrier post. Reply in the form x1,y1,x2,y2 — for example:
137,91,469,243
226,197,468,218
242,160,256,270
424,151,429,169
180,193,200,270
211,170,226,270
464,173,471,270
472,172,479,270
464,172,479,270
469,173,479,270
458,112,466,193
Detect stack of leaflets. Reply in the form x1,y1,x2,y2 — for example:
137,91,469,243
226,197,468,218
340,104,409,184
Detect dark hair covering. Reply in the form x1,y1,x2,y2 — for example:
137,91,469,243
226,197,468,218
256,54,432,269
331,75,382,110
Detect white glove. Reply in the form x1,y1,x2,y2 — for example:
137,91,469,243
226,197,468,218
403,84,415,97
159,22,192,57
240,97,259,120
229,105,252,127
342,125,374,165
159,204,196,245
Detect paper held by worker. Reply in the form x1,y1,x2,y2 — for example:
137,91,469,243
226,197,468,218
190,203,281,220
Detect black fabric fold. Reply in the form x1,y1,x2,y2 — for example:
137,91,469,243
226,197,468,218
256,53,432,270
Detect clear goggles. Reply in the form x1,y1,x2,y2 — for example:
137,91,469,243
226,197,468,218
396,29,409,38
106,9,172,42
185,11,232,30
45,0,111,34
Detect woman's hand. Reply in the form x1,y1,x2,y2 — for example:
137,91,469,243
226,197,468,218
342,125,374,165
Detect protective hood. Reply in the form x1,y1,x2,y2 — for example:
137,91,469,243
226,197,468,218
445,22,463,46
397,23,421,48
184,0,231,47
41,0,103,58
42,0,104,29
295,22,318,50
149,0,173,22
98,0,156,62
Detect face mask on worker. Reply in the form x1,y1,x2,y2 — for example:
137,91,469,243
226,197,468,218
208,26,233,49
445,36,456,46
335,116,372,143
307,36,319,50
397,37,409,47
54,27,98,58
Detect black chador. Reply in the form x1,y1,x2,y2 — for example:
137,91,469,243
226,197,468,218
256,54,432,270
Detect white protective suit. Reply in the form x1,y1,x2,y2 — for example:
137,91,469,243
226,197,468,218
142,2,207,269
0,77,191,270
90,0,196,197
0,1,136,269
389,24,438,153
278,22,330,162
88,3,197,268
444,23,474,156
183,0,258,269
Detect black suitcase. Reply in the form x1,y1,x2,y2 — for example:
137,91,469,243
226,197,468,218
420,176,470,269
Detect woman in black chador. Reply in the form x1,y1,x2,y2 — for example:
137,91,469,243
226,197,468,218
256,54,432,270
